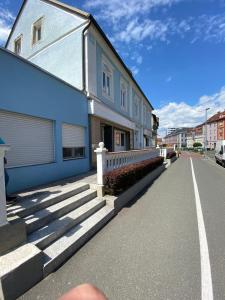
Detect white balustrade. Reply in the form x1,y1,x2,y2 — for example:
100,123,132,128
159,147,174,159
95,142,160,186
0,144,10,226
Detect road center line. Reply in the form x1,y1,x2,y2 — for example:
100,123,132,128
190,158,213,300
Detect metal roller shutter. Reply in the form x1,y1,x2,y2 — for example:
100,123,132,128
62,123,85,147
0,110,54,167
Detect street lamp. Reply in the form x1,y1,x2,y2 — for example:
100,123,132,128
205,107,210,156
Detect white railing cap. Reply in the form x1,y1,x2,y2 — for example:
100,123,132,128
94,142,108,153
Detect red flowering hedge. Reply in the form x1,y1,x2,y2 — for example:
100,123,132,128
104,156,164,195
166,151,176,159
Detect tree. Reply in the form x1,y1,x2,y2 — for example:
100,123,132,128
193,142,202,148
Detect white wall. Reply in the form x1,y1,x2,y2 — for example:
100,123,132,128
7,0,87,89
30,27,84,89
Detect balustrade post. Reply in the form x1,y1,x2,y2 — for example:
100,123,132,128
94,142,107,197
160,148,167,160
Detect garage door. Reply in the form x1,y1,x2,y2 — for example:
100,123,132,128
0,110,54,167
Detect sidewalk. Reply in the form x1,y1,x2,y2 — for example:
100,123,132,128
20,156,201,300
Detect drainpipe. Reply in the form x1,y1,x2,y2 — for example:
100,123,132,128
82,19,92,169
82,19,91,93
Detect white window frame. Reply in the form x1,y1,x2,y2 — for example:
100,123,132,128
115,130,126,147
120,78,128,111
14,35,22,55
102,56,114,101
32,17,44,46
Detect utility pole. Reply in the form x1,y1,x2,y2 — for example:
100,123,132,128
205,108,210,157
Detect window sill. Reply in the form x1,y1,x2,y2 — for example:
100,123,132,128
102,91,114,102
121,106,128,112
63,157,86,161
32,39,42,47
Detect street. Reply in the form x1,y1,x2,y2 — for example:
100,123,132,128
20,153,225,300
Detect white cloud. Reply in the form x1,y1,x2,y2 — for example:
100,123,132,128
155,86,225,136
0,8,15,44
147,45,153,51
114,18,169,43
84,0,182,24
0,20,11,43
131,52,143,65
112,14,225,44
166,76,172,82
130,66,139,75
193,14,225,43
136,55,143,64
84,0,225,45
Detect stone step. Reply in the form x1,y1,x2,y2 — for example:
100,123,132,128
28,198,106,249
7,182,90,218
43,206,115,277
25,189,97,234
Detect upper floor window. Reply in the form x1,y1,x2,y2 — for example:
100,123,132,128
134,96,139,118
120,80,128,110
32,18,43,45
143,106,147,125
102,58,114,101
14,36,22,55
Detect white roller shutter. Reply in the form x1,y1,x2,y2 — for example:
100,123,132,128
0,110,54,167
62,123,85,147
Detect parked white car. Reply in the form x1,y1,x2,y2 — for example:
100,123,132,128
215,140,225,167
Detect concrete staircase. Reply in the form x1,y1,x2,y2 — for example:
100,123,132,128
7,181,114,277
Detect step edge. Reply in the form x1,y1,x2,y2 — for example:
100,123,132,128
26,191,98,234
30,199,106,249
7,183,90,217
43,208,114,277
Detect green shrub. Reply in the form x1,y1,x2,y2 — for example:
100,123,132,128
166,151,176,159
193,142,202,148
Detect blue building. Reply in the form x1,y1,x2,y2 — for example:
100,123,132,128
0,48,90,193
6,0,156,167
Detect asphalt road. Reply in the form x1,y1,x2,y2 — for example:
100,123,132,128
20,152,225,300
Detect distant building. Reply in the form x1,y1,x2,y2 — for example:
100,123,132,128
206,112,221,149
186,128,195,148
194,124,205,146
164,128,189,148
167,128,176,135
157,137,163,146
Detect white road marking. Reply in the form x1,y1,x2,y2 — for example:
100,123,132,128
190,158,213,300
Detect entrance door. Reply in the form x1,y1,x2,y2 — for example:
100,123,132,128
103,125,113,152
114,129,126,152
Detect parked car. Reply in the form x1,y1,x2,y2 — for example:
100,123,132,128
215,140,225,167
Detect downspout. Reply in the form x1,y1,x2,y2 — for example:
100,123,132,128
82,19,91,92
82,19,92,169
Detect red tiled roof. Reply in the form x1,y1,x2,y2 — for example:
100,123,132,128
207,111,225,123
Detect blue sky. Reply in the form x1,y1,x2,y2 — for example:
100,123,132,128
1,0,225,136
